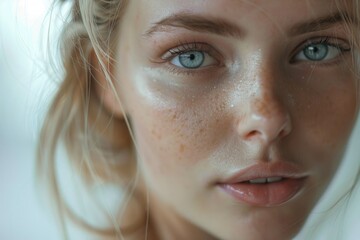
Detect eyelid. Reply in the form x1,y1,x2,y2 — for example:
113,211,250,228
290,37,351,63
161,42,223,63
304,37,351,51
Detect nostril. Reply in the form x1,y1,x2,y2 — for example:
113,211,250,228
245,130,261,140
278,119,292,138
239,114,292,143
278,129,287,138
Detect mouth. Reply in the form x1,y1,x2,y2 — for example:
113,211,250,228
247,177,284,184
217,162,308,207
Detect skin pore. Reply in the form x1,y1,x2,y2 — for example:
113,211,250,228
97,0,358,239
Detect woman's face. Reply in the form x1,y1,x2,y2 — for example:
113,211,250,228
113,0,358,239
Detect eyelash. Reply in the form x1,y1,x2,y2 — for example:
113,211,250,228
160,41,222,75
307,37,350,52
162,41,216,59
291,37,351,64
160,37,351,74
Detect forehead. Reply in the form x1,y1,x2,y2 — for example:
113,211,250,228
132,0,347,28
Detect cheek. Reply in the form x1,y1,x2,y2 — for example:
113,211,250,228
308,83,355,148
125,74,228,179
302,90,355,144
288,70,358,177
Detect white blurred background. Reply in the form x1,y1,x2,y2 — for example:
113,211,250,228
1,0,360,240
0,0,61,239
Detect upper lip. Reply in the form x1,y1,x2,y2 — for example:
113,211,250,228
219,161,308,184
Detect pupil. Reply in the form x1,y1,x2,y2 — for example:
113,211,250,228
179,51,205,69
311,46,319,53
305,44,328,61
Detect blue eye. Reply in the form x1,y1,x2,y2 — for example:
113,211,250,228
303,43,329,61
176,51,205,69
293,39,350,63
170,49,218,69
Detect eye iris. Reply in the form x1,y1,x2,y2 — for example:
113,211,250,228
179,51,205,69
304,44,329,61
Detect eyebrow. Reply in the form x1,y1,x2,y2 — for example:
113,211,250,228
144,13,243,38
289,12,357,36
144,12,356,38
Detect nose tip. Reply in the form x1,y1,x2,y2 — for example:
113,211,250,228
237,99,292,143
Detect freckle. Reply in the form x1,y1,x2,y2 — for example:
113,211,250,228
179,144,185,153
254,95,272,116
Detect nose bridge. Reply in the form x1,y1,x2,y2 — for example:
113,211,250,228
252,66,284,119
235,56,292,144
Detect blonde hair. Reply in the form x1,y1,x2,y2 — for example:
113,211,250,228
37,0,143,239
37,0,360,239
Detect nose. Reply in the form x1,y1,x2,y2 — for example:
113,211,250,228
237,95,292,143
236,77,292,144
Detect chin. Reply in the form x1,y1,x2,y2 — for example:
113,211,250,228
208,201,312,240
220,219,305,240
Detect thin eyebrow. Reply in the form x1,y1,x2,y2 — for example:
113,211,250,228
144,13,244,38
289,12,357,36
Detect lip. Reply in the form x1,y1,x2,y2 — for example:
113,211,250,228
217,162,308,207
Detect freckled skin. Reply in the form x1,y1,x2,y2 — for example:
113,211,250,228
111,0,358,239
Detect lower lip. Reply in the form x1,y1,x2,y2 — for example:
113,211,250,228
219,178,305,207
